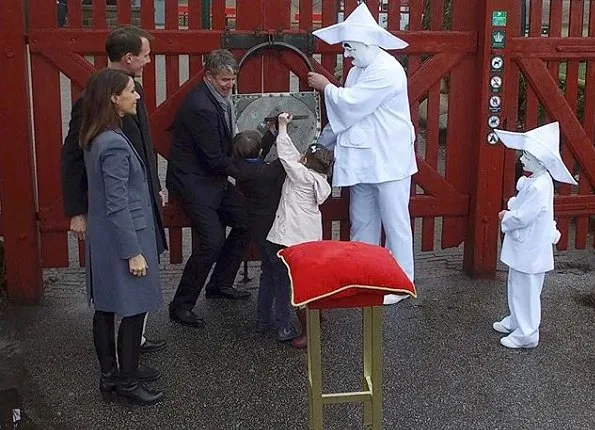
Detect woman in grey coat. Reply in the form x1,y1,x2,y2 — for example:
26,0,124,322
80,69,163,405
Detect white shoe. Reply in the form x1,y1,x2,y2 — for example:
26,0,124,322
492,321,512,334
500,336,538,349
383,294,410,306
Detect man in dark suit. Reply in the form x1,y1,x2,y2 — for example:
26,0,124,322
60,26,167,377
167,49,250,328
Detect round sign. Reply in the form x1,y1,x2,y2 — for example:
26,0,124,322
490,76,503,89
489,95,502,108
487,132,499,145
488,115,501,128
491,56,504,70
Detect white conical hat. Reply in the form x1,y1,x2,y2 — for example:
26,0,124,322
312,3,408,50
494,122,577,185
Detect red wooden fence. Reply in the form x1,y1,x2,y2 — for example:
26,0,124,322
0,0,593,303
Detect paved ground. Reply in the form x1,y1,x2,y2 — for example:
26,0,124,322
0,247,593,430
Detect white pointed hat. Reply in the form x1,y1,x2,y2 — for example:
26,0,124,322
312,3,408,50
494,122,577,185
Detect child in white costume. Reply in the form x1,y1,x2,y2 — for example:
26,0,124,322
307,3,417,305
494,122,577,349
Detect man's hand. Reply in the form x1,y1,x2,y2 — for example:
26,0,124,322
307,72,331,92
70,215,87,241
159,190,166,207
498,210,507,222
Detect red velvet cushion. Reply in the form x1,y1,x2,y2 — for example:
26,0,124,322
278,240,416,308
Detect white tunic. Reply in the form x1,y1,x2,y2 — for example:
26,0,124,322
322,49,418,187
500,174,560,274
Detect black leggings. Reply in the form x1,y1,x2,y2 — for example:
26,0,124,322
93,311,145,379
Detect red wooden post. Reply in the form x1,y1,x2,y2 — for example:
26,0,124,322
463,0,517,278
0,0,43,302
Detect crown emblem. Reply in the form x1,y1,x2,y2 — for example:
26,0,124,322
493,32,504,43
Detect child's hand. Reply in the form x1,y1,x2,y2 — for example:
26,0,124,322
498,210,507,222
278,112,293,126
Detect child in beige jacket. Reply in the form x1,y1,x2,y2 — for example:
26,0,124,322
265,112,333,347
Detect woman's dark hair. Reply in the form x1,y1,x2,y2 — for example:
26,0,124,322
79,69,131,150
304,144,334,175
232,130,263,159
105,24,154,62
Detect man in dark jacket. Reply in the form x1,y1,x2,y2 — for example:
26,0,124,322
166,49,250,328
60,26,167,373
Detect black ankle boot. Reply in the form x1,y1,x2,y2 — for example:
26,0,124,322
99,369,118,401
115,379,164,405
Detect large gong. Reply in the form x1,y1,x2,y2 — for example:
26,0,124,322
232,91,321,161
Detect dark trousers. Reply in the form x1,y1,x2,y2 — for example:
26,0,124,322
256,241,292,330
170,186,249,311
93,311,145,379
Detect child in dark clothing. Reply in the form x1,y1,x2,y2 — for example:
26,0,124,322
232,129,296,341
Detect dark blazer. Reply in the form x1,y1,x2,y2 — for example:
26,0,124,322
61,81,167,254
84,129,162,317
235,156,285,244
166,81,238,209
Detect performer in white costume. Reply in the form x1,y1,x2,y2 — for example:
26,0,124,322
494,122,577,349
307,3,417,305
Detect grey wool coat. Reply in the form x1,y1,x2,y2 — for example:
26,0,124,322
84,129,162,317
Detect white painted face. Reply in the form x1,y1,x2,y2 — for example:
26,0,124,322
342,41,379,67
520,150,546,175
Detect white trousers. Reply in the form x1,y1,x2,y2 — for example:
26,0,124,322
498,268,545,347
349,178,414,282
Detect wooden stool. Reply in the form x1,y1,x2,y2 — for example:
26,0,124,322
306,295,385,430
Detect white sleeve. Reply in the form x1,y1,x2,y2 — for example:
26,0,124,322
323,66,404,133
276,132,314,185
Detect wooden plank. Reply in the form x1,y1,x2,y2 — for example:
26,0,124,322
528,0,543,37
320,0,337,81
188,0,204,75
117,0,132,25
28,29,477,56
236,0,264,93
263,0,291,93
441,0,479,248
430,0,445,31
92,0,108,69
212,0,226,30
463,0,513,278
68,0,82,28
421,80,441,251
30,53,70,268
387,0,401,31
298,0,313,91
140,0,157,114
0,0,43,302
408,51,467,102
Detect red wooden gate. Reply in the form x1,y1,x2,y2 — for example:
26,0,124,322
0,0,593,303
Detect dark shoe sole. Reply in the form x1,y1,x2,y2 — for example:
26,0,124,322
114,392,164,406
139,344,167,354
205,292,251,300
169,314,204,328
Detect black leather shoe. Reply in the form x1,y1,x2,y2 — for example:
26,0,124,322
99,369,118,401
137,363,160,382
205,287,251,300
140,338,166,354
169,307,205,328
115,380,163,405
